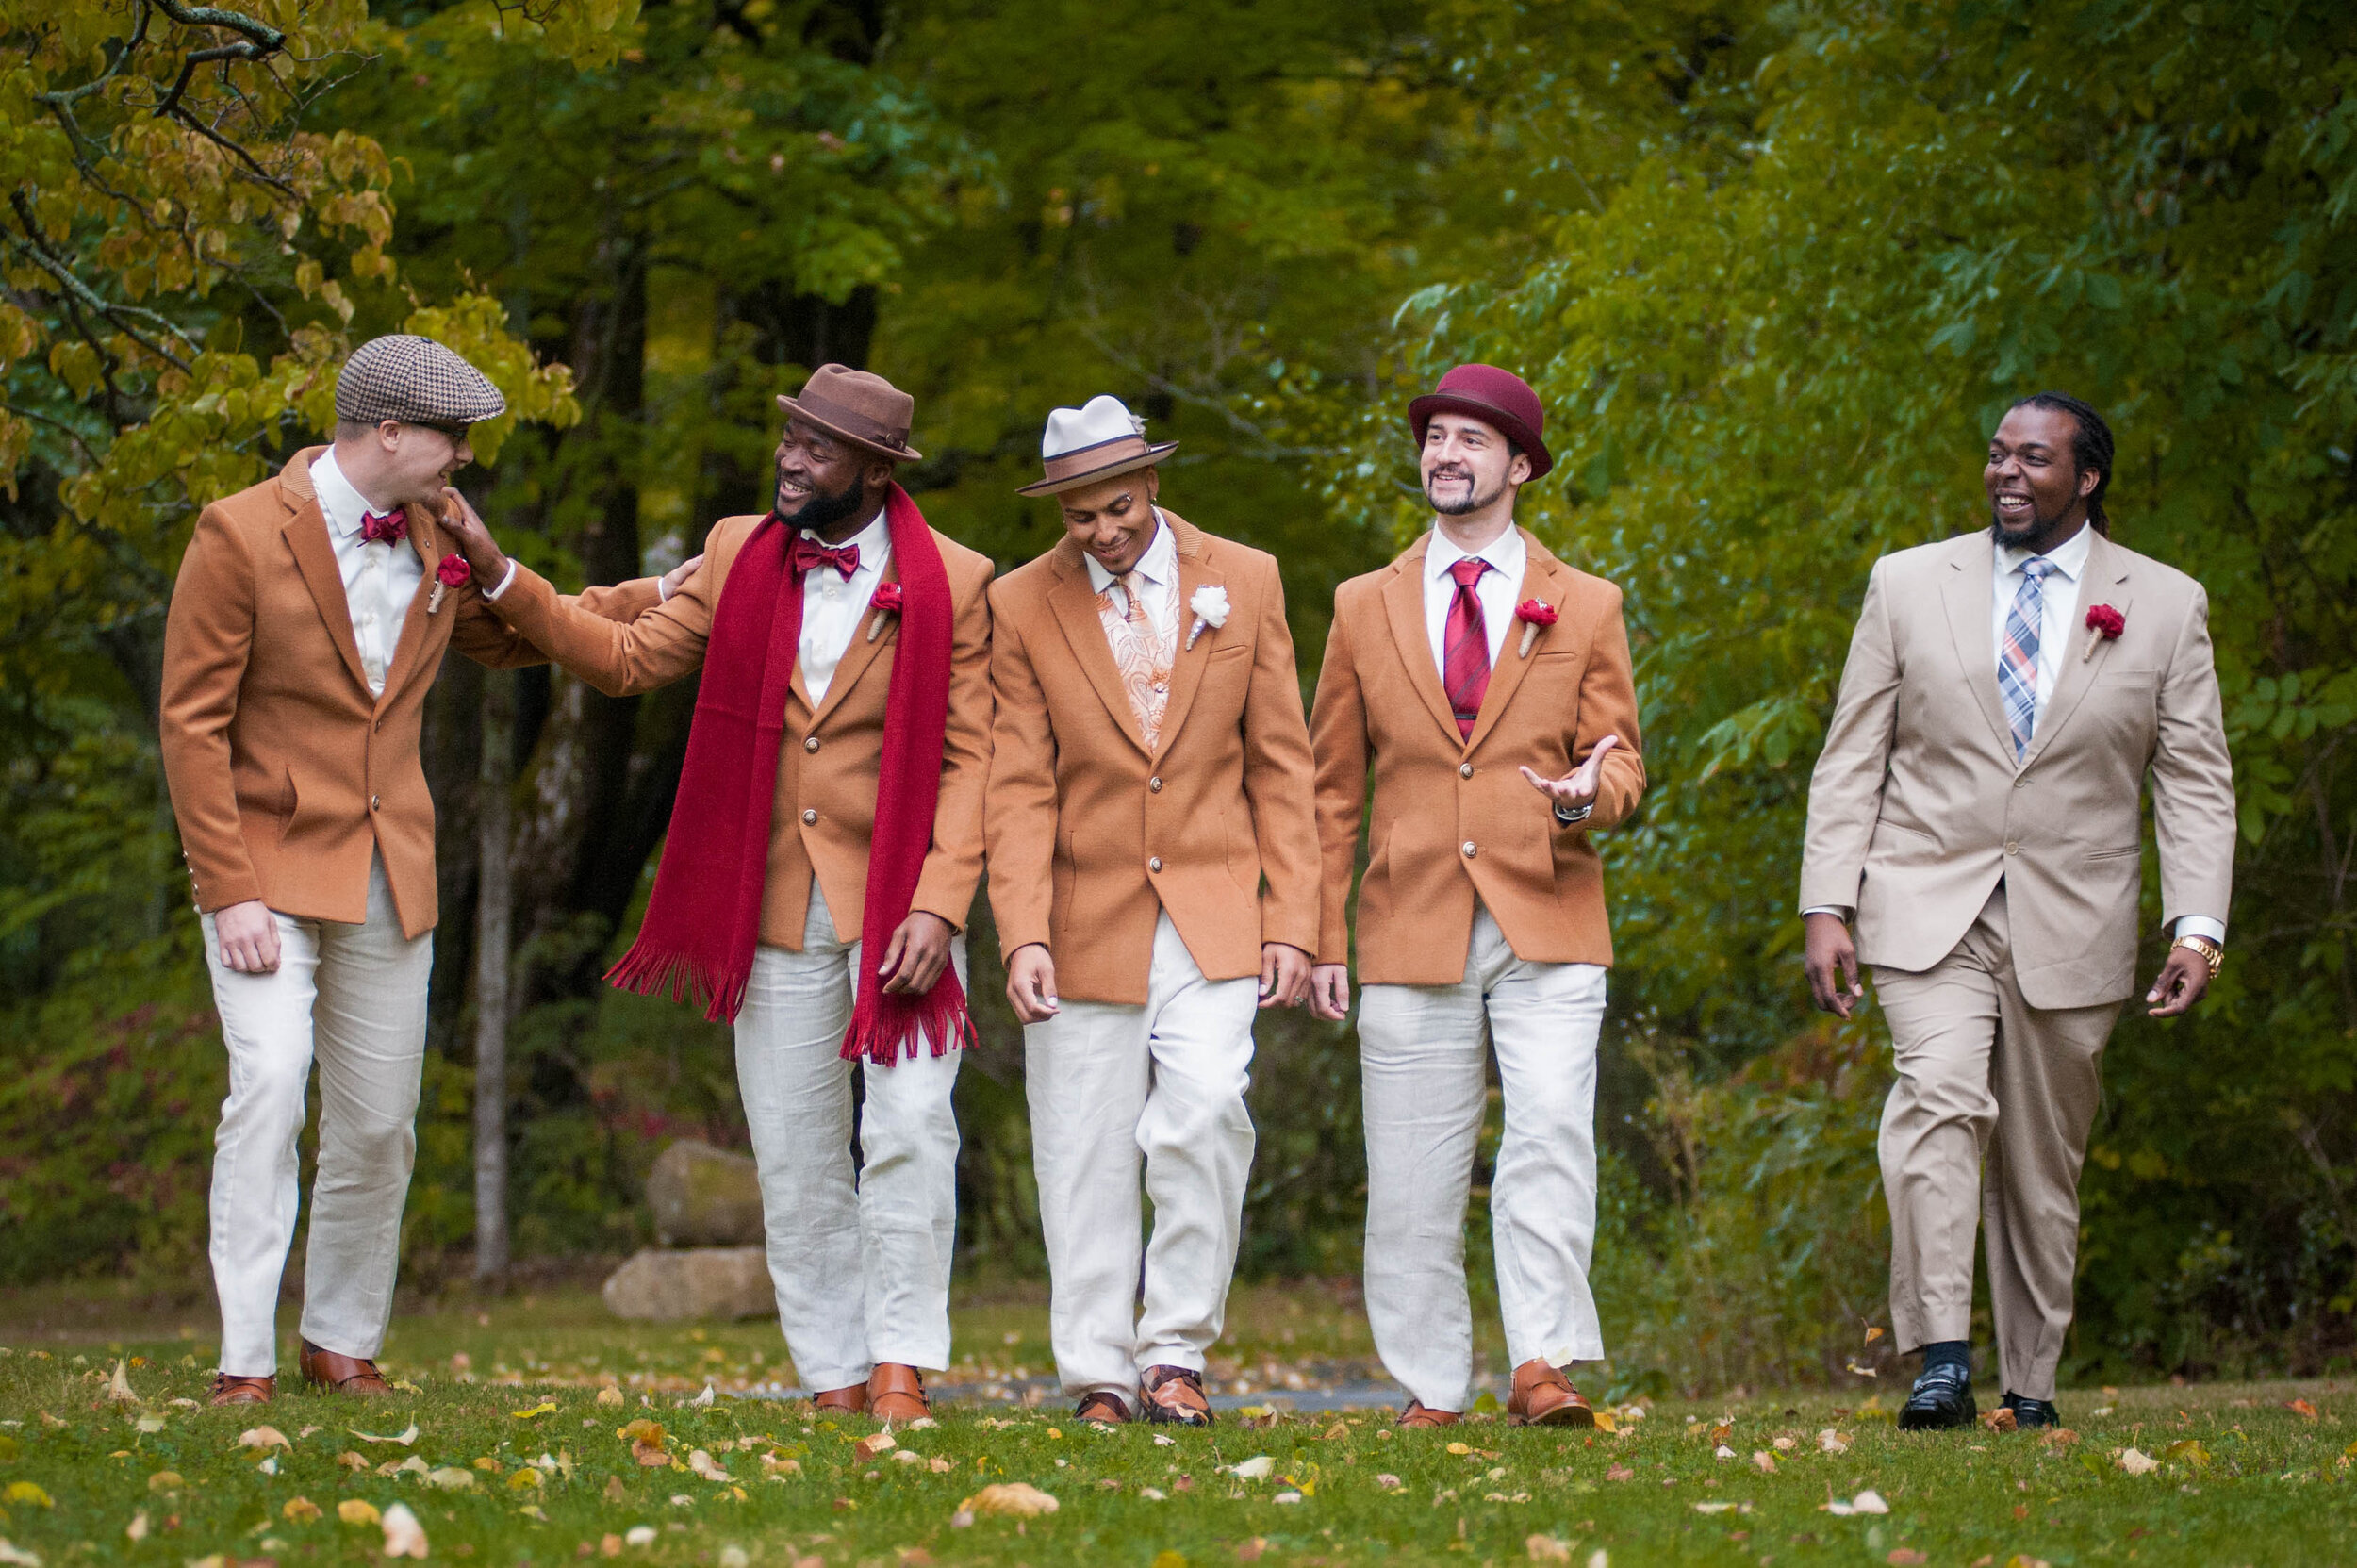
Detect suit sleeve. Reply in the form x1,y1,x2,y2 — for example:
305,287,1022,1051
158,505,264,913
1240,555,1321,955
1798,556,1903,915
2150,582,2235,935
452,574,668,669
1307,594,1369,967
474,530,723,695
1567,583,1645,834
911,560,995,931
983,589,1061,958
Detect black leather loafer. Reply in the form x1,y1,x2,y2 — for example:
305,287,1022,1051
2002,1391,2061,1428
1898,1363,1977,1430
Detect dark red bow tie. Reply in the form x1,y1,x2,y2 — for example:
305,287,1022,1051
791,536,861,580
360,508,408,546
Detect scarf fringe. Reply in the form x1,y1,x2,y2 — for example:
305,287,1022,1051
605,942,750,1025
838,988,979,1066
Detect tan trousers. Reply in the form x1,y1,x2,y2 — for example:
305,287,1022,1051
1872,885,2121,1400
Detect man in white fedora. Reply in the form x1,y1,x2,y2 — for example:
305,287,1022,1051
986,395,1320,1424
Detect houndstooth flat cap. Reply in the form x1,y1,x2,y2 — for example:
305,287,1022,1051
334,335,507,427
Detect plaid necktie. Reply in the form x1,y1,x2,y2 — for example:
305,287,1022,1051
1442,557,1492,739
359,508,407,546
2000,557,2056,758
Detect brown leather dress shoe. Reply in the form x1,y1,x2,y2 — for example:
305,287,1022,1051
298,1341,392,1396
1140,1364,1213,1426
867,1363,930,1423
812,1383,869,1415
1075,1391,1131,1426
1507,1358,1594,1427
1395,1398,1460,1428
209,1372,275,1406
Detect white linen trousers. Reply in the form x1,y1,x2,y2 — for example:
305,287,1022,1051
203,850,432,1378
1024,911,1260,1403
1359,903,1609,1413
735,883,965,1394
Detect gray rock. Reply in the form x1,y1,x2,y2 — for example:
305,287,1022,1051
601,1246,776,1322
646,1138,765,1246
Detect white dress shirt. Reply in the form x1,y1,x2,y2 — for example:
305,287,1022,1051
1805,520,2222,944
799,509,891,706
311,448,422,700
1423,522,1525,676
1082,510,1179,636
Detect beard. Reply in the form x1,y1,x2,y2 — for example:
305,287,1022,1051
776,465,868,534
1989,491,2073,546
1426,465,1507,517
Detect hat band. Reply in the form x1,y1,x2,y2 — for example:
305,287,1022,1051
797,388,910,453
1041,433,1151,483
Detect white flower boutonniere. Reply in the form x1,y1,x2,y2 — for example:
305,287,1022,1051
1186,584,1230,651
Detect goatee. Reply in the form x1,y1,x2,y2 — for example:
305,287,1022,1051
777,469,868,534
1426,470,1504,517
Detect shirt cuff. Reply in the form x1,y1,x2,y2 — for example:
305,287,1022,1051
2174,916,2226,946
1801,906,1851,921
657,571,673,602
482,558,519,602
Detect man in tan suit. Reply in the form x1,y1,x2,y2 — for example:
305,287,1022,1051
987,395,1319,1425
1310,364,1643,1428
441,366,992,1423
161,335,672,1404
1801,392,2234,1430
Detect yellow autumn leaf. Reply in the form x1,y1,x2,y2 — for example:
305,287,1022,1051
512,1402,557,1419
282,1496,321,1522
3,1483,52,1509
338,1499,381,1526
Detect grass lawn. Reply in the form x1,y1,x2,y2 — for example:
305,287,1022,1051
0,1283,2348,1566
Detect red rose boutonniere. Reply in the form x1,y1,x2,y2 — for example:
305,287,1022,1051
427,552,470,615
1514,599,1558,658
2082,603,2126,661
865,580,904,642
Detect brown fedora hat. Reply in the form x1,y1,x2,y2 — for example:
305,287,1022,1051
776,363,923,463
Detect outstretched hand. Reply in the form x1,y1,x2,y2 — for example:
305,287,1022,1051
438,487,508,584
1521,734,1621,813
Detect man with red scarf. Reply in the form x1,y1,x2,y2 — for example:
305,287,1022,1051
441,365,992,1422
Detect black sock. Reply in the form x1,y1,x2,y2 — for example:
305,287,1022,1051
1919,1340,1971,1375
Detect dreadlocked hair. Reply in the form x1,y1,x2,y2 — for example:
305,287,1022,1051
2009,390,2115,536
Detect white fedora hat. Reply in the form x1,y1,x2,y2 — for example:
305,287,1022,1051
1015,394,1178,497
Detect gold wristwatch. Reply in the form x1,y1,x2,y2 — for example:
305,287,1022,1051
2172,933,2224,979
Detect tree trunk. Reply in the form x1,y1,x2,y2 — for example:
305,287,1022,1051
472,667,514,1283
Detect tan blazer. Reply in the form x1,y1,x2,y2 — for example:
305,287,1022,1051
1799,527,2235,1009
482,513,995,949
1310,528,1645,984
985,514,1319,1004
160,448,662,938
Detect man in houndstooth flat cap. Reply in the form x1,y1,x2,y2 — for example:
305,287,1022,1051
158,334,691,1406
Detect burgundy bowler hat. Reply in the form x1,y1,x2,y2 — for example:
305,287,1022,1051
1408,363,1553,480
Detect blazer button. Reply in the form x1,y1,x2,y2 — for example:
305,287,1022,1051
805,735,820,751
2004,840,2019,855
1148,856,1162,872
1459,763,1474,779
1462,841,1477,858
1148,776,1162,792
801,808,817,825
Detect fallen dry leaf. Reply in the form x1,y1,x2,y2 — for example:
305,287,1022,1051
1772,1436,1796,1452
381,1501,429,1559
281,1496,321,1523
1228,1456,1275,1480
854,1433,896,1462
1865,1327,1886,1344
959,1482,1059,1518
1376,1473,1403,1491
597,1387,625,1407
237,1426,291,1452
107,1360,138,1404
2117,1447,2161,1475
1983,1407,2018,1433
1526,1534,1573,1562
929,1456,952,1473
1604,1465,1633,1482
426,1466,478,1490
351,1424,420,1446
2286,1398,2320,1421
688,1449,733,1482
1818,1429,1851,1454
1752,1451,1777,1474
124,1510,149,1543
511,1402,557,1420
1591,1410,1617,1433
1887,1552,1927,1566
146,1472,183,1494
336,1451,369,1471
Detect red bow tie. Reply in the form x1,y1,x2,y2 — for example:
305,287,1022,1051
791,536,861,580
360,508,408,546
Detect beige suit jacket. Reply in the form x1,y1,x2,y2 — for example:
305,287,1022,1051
984,514,1320,1004
1799,526,2234,1009
159,449,661,937
1310,528,1645,983
480,513,995,949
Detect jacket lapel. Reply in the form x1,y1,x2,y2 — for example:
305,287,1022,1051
1149,515,1220,763
2019,531,2134,767
809,557,899,727
277,455,373,698
376,501,454,707
1937,531,2015,758
1463,528,1555,753
1046,540,1151,755
1381,534,1463,748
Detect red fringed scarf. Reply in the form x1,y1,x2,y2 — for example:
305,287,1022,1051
607,483,976,1065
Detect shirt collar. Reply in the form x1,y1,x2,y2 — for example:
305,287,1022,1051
1997,520,2095,583
803,507,890,567
1083,510,1177,594
310,447,377,541
1426,522,1525,585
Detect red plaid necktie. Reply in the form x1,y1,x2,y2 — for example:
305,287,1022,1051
1442,556,1492,739
791,536,862,579
359,508,407,546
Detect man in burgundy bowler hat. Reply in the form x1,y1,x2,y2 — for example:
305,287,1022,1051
1309,363,1644,1428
